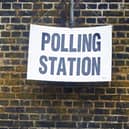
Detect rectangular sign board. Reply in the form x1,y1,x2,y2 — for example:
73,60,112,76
27,24,112,82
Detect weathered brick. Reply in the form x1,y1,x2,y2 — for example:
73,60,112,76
33,3,42,9
124,124,129,129
10,100,20,106
95,102,104,107
14,121,33,127
106,88,115,94
84,0,101,2
56,122,76,128
30,114,40,120
74,11,80,17
1,45,9,51
16,93,35,99
19,0,36,2
82,11,101,16
0,11,16,16
98,4,108,9
11,18,20,23
109,4,119,9
44,4,52,9
0,25,4,30
1,86,10,92
0,121,13,127
23,3,32,9
0,0,16,1
26,107,45,113
9,114,18,120
87,4,97,9
0,114,8,119
20,114,29,120
12,32,21,37
87,18,96,23
94,115,105,121
36,121,55,127
18,11,37,16
1,31,10,37
5,52,24,58
100,95,120,100
97,18,107,23
92,109,109,114
88,122,100,128
103,11,123,16
84,101,93,108
76,4,85,9
106,116,117,122
117,88,126,94
1,18,10,23
78,122,87,128
22,17,31,23
105,0,123,2
125,11,129,16
13,3,22,9
114,25,129,31
112,108,129,115
23,31,29,37
0,100,8,106
0,66,14,71
102,123,122,129
5,107,24,113
95,88,105,94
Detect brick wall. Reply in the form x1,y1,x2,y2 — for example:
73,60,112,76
0,0,129,128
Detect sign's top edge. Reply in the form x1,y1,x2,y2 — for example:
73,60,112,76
30,24,112,29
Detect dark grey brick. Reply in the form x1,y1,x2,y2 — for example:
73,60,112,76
87,18,96,23
14,121,33,127
109,4,119,9
44,4,52,9
56,122,76,128
1,45,9,51
88,122,100,128
87,4,97,9
0,121,13,126
19,0,36,1
0,114,8,119
82,11,101,16
1,31,10,37
103,11,123,16
98,4,108,9
2,3,11,9
102,123,122,129
20,114,29,120
0,11,16,16
12,32,21,37
1,18,10,23
9,114,18,120
36,121,55,127
13,3,22,9
11,18,20,23
0,0,16,1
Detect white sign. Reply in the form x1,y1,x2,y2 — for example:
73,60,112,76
27,24,112,82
